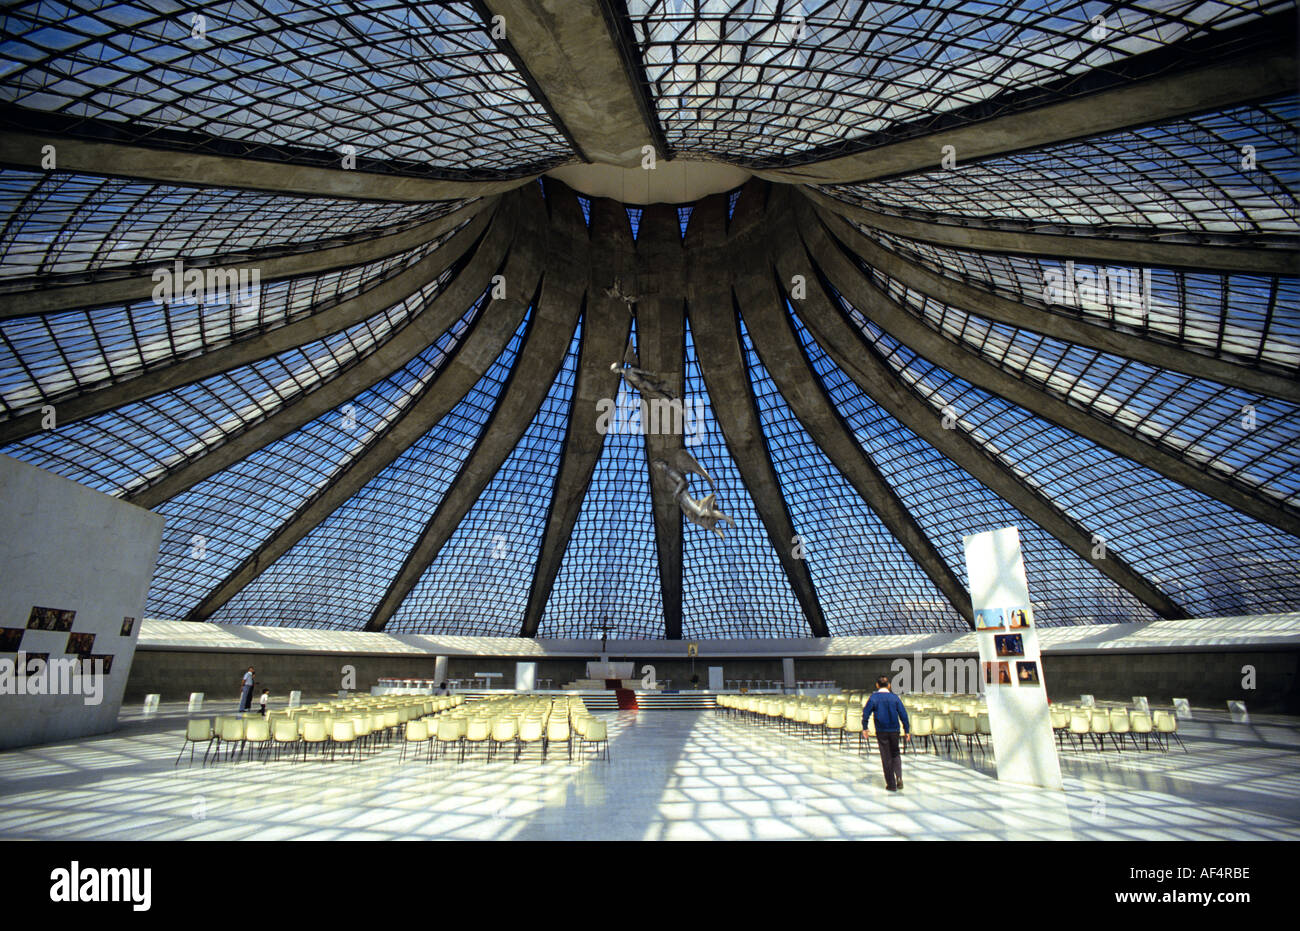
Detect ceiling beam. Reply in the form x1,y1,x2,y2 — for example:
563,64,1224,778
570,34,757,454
0,203,502,447
521,190,632,637
773,224,1187,619
636,204,688,639
184,191,548,622
812,201,1300,403
479,0,663,166
753,22,1296,186
0,129,533,202
0,197,494,319
734,237,975,629
803,187,1300,277
790,192,1300,539
686,192,830,638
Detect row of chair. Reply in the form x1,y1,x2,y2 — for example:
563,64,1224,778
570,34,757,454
1053,706,1186,752
177,694,469,765
401,695,609,764
716,694,993,757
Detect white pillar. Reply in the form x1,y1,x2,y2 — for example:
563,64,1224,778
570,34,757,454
964,526,1062,790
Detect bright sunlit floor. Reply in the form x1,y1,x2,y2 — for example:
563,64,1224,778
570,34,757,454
0,704,1297,841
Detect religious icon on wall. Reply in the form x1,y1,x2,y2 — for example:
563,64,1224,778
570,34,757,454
975,608,1005,630
27,606,76,631
0,628,23,652
1016,661,1040,685
67,632,96,655
120,617,135,637
994,634,1024,657
1008,607,1032,629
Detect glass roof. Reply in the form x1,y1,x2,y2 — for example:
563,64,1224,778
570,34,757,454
627,0,1289,164
0,1,1296,637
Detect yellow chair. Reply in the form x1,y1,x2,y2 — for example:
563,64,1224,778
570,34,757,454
490,717,518,762
271,717,300,760
175,719,215,767
581,718,609,762
329,720,358,762
243,717,271,762
1153,711,1186,752
433,717,463,762
545,717,571,762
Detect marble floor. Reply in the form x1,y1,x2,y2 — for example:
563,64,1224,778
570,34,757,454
0,703,1297,841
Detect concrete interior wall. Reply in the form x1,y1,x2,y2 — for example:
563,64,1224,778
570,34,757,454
125,647,1299,712
0,455,165,749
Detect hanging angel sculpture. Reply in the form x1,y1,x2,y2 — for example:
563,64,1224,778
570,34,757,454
652,453,735,539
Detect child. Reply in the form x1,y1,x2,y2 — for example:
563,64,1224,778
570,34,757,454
259,688,269,716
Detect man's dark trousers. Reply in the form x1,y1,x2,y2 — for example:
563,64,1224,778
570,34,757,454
238,686,253,714
877,732,903,789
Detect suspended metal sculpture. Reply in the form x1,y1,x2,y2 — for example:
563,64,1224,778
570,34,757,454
652,456,734,538
612,294,734,539
602,276,639,313
651,449,715,493
677,489,737,539
610,339,678,403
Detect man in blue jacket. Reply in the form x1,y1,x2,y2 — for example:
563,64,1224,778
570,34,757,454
863,675,911,791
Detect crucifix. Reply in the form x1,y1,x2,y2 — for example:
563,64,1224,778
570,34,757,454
595,623,617,654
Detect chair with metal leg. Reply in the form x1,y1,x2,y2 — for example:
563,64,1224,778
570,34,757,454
176,719,215,767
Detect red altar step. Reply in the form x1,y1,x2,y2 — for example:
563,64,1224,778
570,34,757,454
614,688,639,710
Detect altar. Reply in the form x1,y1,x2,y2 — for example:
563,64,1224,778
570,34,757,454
585,661,635,680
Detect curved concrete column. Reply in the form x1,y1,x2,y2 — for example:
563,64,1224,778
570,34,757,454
521,189,633,637
366,193,588,631
810,200,1300,404
182,190,548,622
0,203,504,447
802,187,1300,277
0,197,494,319
734,236,975,628
685,192,830,637
773,222,1187,619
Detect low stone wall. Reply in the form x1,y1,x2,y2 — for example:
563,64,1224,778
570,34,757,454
124,647,1299,712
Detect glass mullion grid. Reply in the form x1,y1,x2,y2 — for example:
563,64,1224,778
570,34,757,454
0,1,573,175
628,1,1286,163
542,318,665,638
737,310,966,634
146,297,522,626
0,232,453,415
786,299,1158,626
821,95,1300,235
2,279,486,499
847,310,1300,616
0,170,457,281
387,318,584,635
207,310,531,629
680,314,807,639
850,253,1299,495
